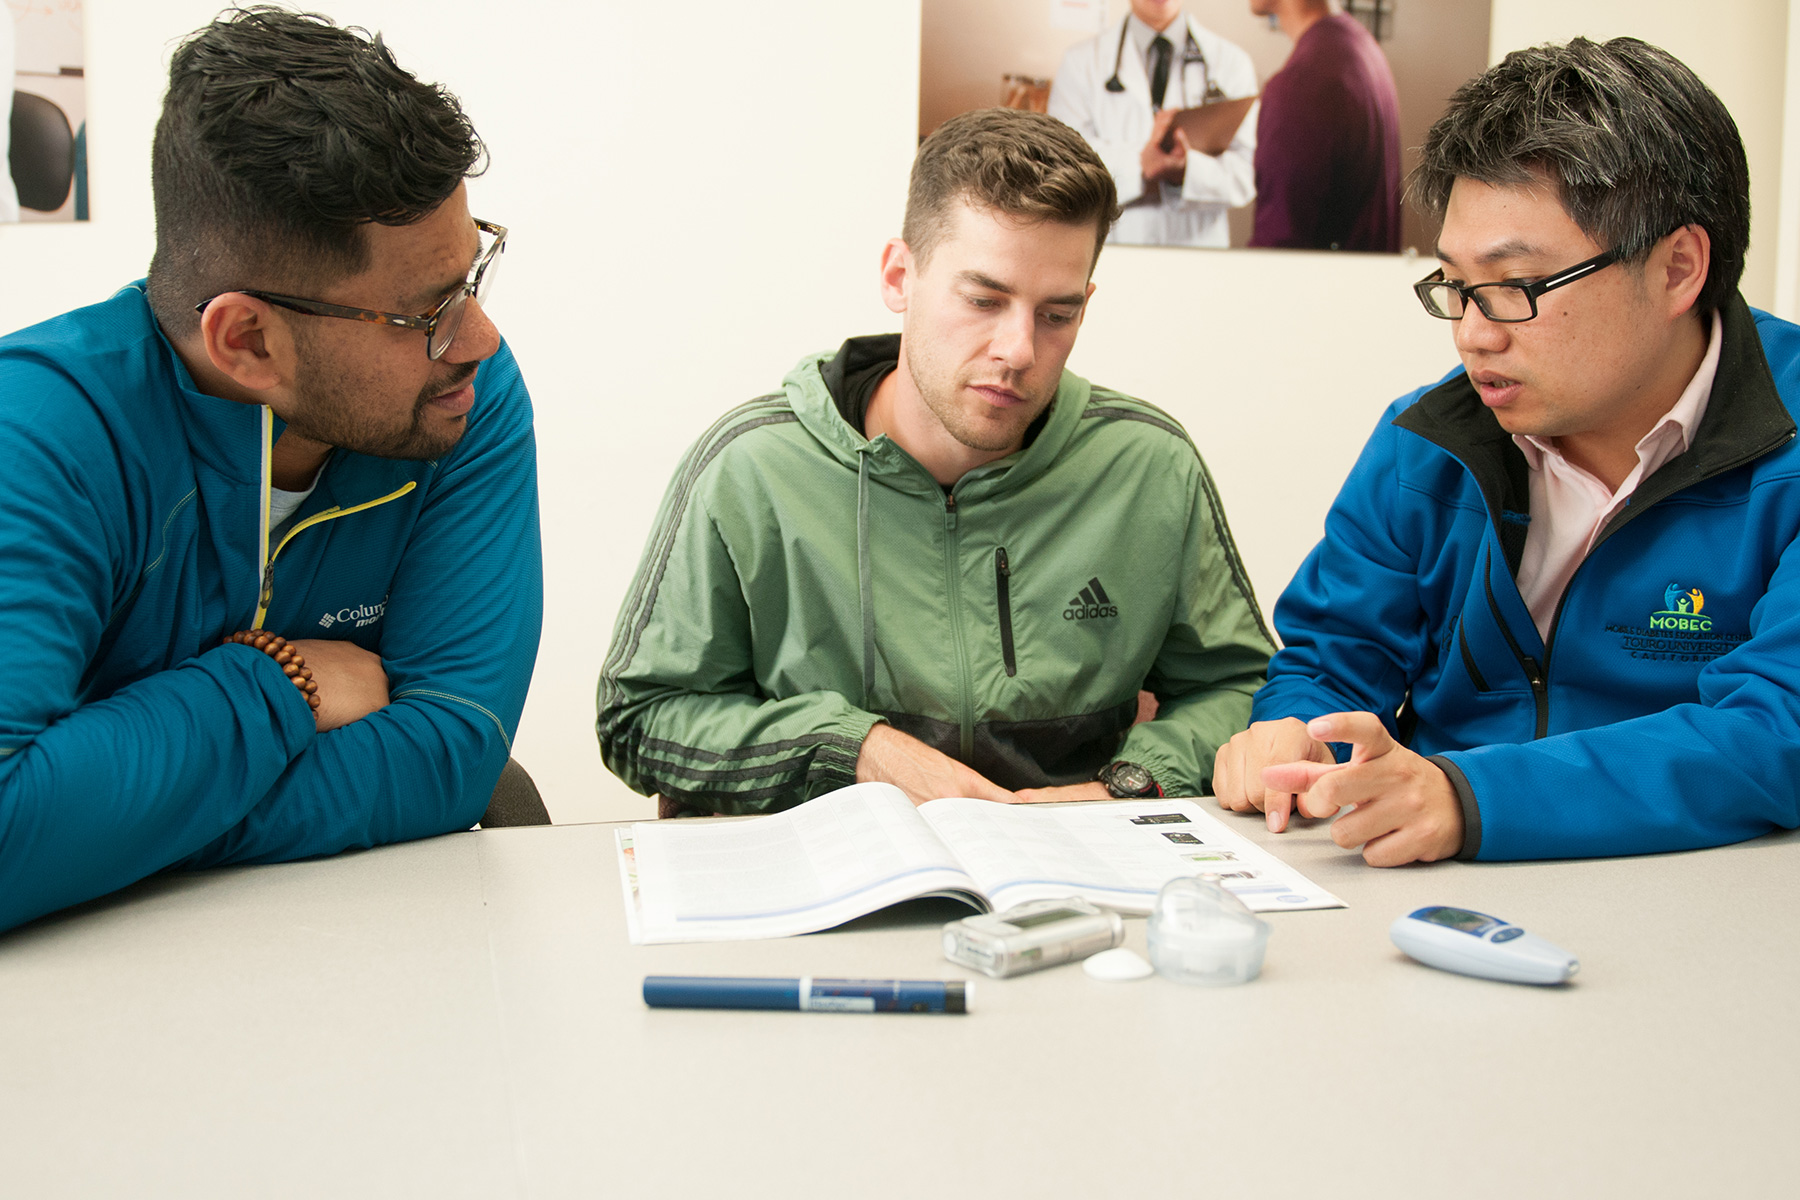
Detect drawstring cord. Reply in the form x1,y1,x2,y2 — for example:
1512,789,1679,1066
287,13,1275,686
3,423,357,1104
856,447,875,709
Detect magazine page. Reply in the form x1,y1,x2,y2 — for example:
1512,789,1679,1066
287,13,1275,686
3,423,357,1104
917,797,1344,915
623,782,983,944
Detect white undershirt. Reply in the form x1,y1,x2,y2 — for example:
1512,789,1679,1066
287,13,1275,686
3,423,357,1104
268,480,318,540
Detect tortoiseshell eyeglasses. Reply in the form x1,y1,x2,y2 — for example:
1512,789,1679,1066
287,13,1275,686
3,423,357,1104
195,219,506,360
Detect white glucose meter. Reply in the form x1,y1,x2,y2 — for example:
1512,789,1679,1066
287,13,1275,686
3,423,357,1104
1389,906,1578,985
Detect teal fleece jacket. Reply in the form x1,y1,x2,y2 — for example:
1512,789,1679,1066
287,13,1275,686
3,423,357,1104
0,283,542,932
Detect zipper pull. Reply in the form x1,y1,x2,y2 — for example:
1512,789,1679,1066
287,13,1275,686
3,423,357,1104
1522,655,1546,693
944,492,957,527
259,560,275,615
996,546,1009,576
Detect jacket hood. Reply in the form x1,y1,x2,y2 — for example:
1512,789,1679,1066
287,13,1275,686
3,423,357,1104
781,334,1093,499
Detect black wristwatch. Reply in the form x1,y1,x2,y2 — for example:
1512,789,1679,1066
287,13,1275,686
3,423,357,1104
1098,760,1162,799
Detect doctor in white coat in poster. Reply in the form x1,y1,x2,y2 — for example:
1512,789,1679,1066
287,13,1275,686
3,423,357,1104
1049,0,1258,247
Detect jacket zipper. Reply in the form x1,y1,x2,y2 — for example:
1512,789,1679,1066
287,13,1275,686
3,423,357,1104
943,493,975,759
995,547,1017,677
251,407,418,629
1436,373,1797,747
254,483,418,628
1479,548,1548,738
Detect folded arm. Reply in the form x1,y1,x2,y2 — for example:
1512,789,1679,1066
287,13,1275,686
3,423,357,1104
0,394,315,931
179,348,543,866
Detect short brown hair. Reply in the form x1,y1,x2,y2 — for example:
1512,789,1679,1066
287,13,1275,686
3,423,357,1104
904,108,1120,270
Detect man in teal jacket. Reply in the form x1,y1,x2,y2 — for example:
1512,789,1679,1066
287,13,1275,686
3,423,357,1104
599,109,1273,814
0,10,541,932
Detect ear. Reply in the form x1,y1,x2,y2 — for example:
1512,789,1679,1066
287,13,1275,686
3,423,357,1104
195,294,290,393
878,238,913,316
1655,224,1711,320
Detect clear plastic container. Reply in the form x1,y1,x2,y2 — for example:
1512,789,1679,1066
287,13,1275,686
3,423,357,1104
1146,876,1271,986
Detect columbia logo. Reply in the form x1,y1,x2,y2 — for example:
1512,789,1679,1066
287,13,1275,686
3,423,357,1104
319,599,388,630
1064,577,1118,621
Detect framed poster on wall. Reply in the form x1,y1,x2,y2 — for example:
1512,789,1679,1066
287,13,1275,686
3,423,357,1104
919,0,1489,254
5,0,88,223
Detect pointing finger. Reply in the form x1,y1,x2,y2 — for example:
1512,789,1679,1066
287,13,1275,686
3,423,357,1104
1262,760,1341,794
1306,712,1396,763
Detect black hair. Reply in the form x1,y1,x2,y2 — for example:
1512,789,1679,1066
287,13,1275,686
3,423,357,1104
146,6,486,337
1410,37,1750,314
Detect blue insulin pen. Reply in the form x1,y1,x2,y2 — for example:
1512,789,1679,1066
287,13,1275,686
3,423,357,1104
643,976,970,1014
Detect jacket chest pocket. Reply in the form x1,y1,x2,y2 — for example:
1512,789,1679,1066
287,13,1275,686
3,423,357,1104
1453,550,1543,696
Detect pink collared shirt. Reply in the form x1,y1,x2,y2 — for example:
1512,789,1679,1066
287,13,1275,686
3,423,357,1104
1513,312,1724,642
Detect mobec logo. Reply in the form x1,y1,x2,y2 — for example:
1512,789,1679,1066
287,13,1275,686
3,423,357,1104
1605,580,1746,663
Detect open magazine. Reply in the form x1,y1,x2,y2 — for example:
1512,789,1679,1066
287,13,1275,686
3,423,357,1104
616,783,1342,945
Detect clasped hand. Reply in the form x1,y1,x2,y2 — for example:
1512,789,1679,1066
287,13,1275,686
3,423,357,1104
1140,110,1189,186
288,639,390,733
1212,713,1464,866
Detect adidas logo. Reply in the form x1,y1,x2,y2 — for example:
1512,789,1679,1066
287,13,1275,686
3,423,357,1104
1063,576,1118,621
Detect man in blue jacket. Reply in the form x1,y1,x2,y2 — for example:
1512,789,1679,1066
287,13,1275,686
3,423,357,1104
1213,37,1800,865
0,9,542,931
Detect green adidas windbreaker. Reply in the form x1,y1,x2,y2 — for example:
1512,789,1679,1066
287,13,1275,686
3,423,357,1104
598,336,1273,813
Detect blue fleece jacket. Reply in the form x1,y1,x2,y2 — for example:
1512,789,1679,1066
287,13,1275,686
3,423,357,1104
0,283,542,931
1253,295,1800,860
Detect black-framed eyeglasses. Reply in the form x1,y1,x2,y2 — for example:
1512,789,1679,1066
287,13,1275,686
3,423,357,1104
195,219,507,360
1413,245,1622,323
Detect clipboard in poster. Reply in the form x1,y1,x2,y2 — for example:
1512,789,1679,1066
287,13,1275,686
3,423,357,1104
1165,95,1257,156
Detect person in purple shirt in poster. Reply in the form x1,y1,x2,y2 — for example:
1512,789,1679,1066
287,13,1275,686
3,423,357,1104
1248,0,1402,252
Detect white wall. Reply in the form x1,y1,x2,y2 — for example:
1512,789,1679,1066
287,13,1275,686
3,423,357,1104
0,1,1794,824
1491,0,1791,312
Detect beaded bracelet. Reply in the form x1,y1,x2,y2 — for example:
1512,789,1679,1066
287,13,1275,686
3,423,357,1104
222,630,321,711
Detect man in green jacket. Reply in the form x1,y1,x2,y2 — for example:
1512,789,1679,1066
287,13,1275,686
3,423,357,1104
599,108,1272,814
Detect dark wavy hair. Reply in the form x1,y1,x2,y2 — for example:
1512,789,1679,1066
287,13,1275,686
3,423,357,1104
905,108,1121,270
146,6,486,337
1410,37,1749,314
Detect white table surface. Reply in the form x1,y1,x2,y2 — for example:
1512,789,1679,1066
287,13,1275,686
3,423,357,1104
1,807,1795,1199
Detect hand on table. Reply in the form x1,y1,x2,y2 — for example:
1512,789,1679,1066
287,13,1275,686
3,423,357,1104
1213,717,1336,832
1258,712,1464,867
855,723,1017,806
289,639,390,733
1013,782,1110,804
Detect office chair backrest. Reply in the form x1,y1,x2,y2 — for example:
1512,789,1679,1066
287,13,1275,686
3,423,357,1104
10,91,75,213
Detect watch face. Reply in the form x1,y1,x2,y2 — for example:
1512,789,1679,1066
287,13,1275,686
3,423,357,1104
1110,764,1154,796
